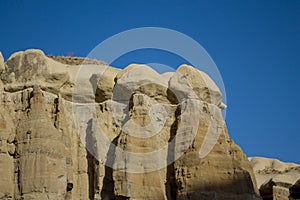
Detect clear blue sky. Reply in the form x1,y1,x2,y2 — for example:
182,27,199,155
1,0,299,163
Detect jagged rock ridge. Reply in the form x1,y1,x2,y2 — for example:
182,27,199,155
0,49,261,200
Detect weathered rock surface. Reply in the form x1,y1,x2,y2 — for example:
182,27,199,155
0,52,5,73
250,157,300,200
0,49,261,199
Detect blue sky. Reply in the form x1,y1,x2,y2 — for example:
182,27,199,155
0,0,299,163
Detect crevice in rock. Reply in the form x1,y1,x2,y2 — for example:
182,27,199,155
100,135,119,200
86,119,96,200
115,195,130,200
166,88,179,104
128,93,134,112
24,89,33,114
66,183,73,192
53,97,59,128
87,152,95,200
16,162,21,196
290,180,300,199
89,74,99,95
65,182,73,200
166,105,180,200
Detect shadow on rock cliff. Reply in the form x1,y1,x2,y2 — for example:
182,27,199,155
100,135,119,200
173,172,259,200
86,119,96,199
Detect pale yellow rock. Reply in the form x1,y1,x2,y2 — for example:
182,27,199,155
0,49,262,200
95,66,120,102
250,157,300,200
114,64,171,104
175,64,225,108
0,52,5,73
273,186,290,200
0,112,15,199
250,157,299,173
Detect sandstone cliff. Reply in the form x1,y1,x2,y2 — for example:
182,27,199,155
0,49,261,200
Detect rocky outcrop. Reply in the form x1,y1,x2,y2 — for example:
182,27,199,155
0,52,5,73
250,157,300,200
0,49,261,199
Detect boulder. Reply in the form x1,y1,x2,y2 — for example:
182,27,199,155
250,157,300,200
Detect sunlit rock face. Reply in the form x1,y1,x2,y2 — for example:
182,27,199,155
0,49,261,200
250,157,300,200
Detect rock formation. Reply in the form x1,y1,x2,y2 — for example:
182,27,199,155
0,49,261,199
250,157,300,200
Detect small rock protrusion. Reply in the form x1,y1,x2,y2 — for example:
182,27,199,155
0,51,5,73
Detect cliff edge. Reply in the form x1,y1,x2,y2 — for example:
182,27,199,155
0,49,261,200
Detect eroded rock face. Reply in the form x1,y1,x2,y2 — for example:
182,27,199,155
0,49,261,200
250,157,300,200
0,52,5,73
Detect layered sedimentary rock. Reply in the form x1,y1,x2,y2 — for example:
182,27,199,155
250,157,300,200
0,49,261,199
